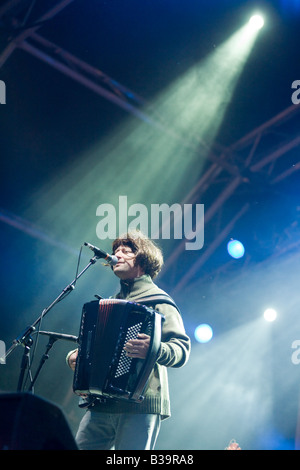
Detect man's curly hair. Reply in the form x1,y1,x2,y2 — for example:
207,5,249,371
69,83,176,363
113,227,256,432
112,230,164,279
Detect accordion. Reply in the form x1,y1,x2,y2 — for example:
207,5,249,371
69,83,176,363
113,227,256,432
73,298,164,403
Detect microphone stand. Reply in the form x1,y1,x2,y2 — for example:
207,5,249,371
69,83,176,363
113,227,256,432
28,335,58,393
4,254,100,392
28,331,78,393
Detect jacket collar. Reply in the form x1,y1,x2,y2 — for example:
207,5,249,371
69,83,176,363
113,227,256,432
118,274,153,299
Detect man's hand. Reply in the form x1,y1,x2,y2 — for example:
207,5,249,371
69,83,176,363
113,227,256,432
124,333,150,359
68,349,78,371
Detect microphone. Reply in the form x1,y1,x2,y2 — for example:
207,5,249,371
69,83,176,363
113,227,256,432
84,242,118,266
38,331,78,343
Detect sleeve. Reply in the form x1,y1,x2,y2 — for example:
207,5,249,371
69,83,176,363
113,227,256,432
154,303,191,368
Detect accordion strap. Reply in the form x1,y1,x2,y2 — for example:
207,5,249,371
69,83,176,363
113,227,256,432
135,294,181,313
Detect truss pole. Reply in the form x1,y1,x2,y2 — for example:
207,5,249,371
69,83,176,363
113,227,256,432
250,135,300,172
172,202,250,293
161,175,243,278
0,0,74,68
19,39,162,127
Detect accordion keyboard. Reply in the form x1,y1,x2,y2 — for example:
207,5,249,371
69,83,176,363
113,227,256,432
115,322,143,378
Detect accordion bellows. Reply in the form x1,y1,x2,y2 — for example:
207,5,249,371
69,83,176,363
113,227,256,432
73,299,164,403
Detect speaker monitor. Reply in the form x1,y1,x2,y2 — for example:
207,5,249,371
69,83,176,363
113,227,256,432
0,392,78,450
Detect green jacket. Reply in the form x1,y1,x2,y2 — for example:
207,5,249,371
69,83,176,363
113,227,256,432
69,275,191,419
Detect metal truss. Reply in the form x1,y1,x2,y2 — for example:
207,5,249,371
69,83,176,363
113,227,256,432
1,0,300,294
0,0,156,124
0,0,75,65
164,103,300,292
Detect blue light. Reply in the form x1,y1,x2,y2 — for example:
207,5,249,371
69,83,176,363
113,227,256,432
227,239,245,259
280,0,300,15
194,324,213,343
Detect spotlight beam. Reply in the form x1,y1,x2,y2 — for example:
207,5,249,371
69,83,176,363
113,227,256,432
1,13,268,280
249,14,264,31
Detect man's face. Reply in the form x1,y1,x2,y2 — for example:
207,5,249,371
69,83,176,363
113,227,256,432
112,245,144,280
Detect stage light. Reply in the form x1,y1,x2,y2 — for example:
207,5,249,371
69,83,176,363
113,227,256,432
227,239,245,259
263,308,277,322
248,14,264,31
20,15,264,276
194,324,213,343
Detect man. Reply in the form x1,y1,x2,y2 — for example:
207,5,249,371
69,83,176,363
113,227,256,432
67,231,191,450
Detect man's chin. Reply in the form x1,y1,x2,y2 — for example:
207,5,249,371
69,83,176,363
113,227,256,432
113,267,128,279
